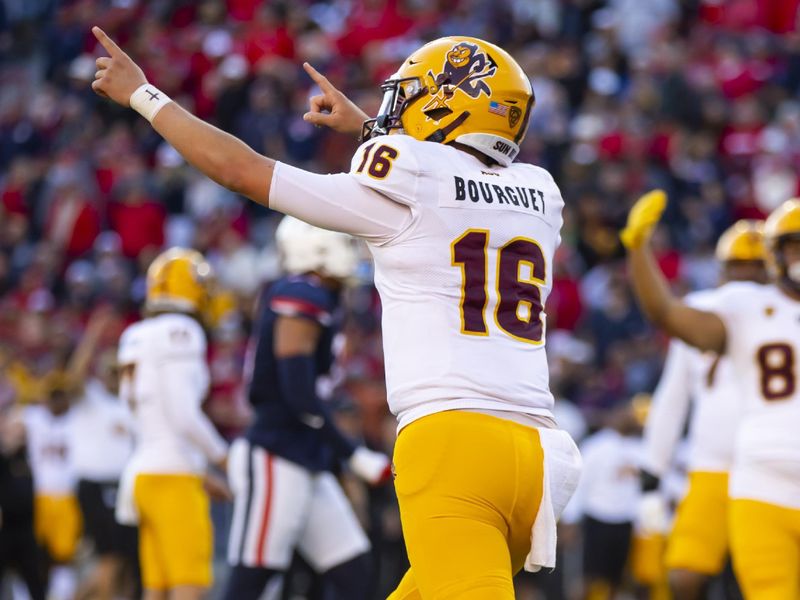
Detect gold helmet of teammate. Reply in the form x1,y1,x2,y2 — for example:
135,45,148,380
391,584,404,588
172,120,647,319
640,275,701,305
362,37,534,167
715,219,766,262
764,198,800,292
715,219,767,284
203,288,239,332
145,248,214,316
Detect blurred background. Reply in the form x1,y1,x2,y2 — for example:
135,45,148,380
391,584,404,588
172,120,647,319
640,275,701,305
0,0,799,598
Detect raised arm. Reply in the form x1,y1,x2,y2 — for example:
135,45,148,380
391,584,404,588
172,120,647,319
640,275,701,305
90,26,410,241
621,190,727,353
91,26,275,206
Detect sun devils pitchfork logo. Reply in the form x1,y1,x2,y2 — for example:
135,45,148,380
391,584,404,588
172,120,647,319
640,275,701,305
423,42,497,114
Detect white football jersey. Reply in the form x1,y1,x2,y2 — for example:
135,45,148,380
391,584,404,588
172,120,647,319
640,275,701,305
69,378,134,482
355,136,564,427
118,313,226,476
24,405,76,496
713,282,800,508
271,134,565,429
642,287,744,476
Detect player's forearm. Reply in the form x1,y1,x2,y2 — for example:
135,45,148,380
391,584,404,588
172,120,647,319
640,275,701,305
628,244,726,352
161,361,228,465
276,355,357,459
151,103,274,206
627,244,677,329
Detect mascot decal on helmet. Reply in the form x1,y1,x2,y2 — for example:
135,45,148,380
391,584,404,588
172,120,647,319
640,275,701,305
423,42,497,114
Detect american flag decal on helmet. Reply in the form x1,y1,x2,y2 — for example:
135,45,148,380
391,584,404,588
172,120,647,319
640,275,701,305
488,101,508,116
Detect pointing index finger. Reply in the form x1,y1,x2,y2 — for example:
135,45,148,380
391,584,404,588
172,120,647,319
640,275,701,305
303,62,335,93
92,26,122,57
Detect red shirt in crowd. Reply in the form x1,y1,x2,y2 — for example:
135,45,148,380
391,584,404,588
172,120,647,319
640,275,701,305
107,199,165,259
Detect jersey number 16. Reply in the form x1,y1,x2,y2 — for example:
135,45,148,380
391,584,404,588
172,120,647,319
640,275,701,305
451,229,546,344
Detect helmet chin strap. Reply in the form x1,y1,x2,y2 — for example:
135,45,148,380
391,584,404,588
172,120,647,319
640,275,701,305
425,111,470,143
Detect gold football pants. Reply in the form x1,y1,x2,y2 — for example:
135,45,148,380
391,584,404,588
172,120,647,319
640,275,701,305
665,471,729,575
730,498,800,600
388,410,545,600
134,473,212,590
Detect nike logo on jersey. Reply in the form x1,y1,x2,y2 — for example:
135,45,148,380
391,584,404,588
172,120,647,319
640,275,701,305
452,176,545,214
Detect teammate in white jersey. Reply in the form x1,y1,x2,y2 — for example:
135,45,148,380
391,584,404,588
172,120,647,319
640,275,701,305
91,30,582,599
640,220,767,599
117,248,229,600
624,192,800,600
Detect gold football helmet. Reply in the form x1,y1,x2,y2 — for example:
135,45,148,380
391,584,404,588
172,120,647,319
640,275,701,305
203,288,238,331
715,219,766,262
363,37,534,166
764,198,800,291
145,248,214,316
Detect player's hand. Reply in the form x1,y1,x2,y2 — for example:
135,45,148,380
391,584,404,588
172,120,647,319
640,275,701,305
204,471,233,502
302,63,369,137
348,446,392,485
620,189,667,250
636,491,669,535
91,26,147,106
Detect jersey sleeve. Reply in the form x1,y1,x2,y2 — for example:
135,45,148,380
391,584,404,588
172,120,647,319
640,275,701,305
117,324,141,366
268,160,413,246
701,282,758,355
268,280,334,325
347,135,422,208
641,340,693,476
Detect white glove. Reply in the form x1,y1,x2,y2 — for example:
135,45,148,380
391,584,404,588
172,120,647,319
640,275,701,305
348,446,392,485
636,491,670,535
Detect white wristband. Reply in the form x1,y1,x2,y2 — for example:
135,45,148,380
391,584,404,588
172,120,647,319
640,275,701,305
129,83,172,123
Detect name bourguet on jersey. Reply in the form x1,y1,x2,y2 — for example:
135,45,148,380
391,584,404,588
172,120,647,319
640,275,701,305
714,282,800,507
350,135,565,429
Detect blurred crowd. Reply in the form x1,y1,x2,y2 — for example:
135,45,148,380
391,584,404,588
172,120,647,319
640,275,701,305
1,0,800,598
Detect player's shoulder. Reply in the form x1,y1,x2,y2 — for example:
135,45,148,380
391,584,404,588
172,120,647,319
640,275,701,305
712,280,769,305
146,313,206,357
349,134,437,206
683,287,724,310
350,134,423,173
268,275,335,325
22,403,47,427
508,160,559,188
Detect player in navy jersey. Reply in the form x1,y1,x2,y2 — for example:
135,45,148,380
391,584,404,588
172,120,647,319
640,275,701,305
222,217,391,600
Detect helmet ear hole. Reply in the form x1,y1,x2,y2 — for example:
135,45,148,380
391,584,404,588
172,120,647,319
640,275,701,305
425,107,453,122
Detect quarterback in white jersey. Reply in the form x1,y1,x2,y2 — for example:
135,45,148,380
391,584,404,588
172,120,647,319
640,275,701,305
117,248,228,600
640,220,766,599
625,192,800,600
92,29,581,600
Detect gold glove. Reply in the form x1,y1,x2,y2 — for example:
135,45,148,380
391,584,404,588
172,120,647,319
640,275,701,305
620,190,667,250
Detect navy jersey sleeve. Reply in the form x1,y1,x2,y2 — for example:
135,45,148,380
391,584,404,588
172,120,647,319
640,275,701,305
268,278,335,326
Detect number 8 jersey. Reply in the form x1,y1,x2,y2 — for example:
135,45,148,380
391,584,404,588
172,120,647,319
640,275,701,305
713,281,800,509
270,134,565,430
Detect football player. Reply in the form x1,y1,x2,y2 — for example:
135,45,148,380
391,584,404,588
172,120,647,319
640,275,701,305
117,248,229,600
222,216,387,600
623,192,800,600
12,373,81,600
91,30,582,599
640,220,767,599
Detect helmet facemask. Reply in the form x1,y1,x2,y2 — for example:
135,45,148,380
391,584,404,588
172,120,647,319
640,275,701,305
361,74,470,144
770,233,800,294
